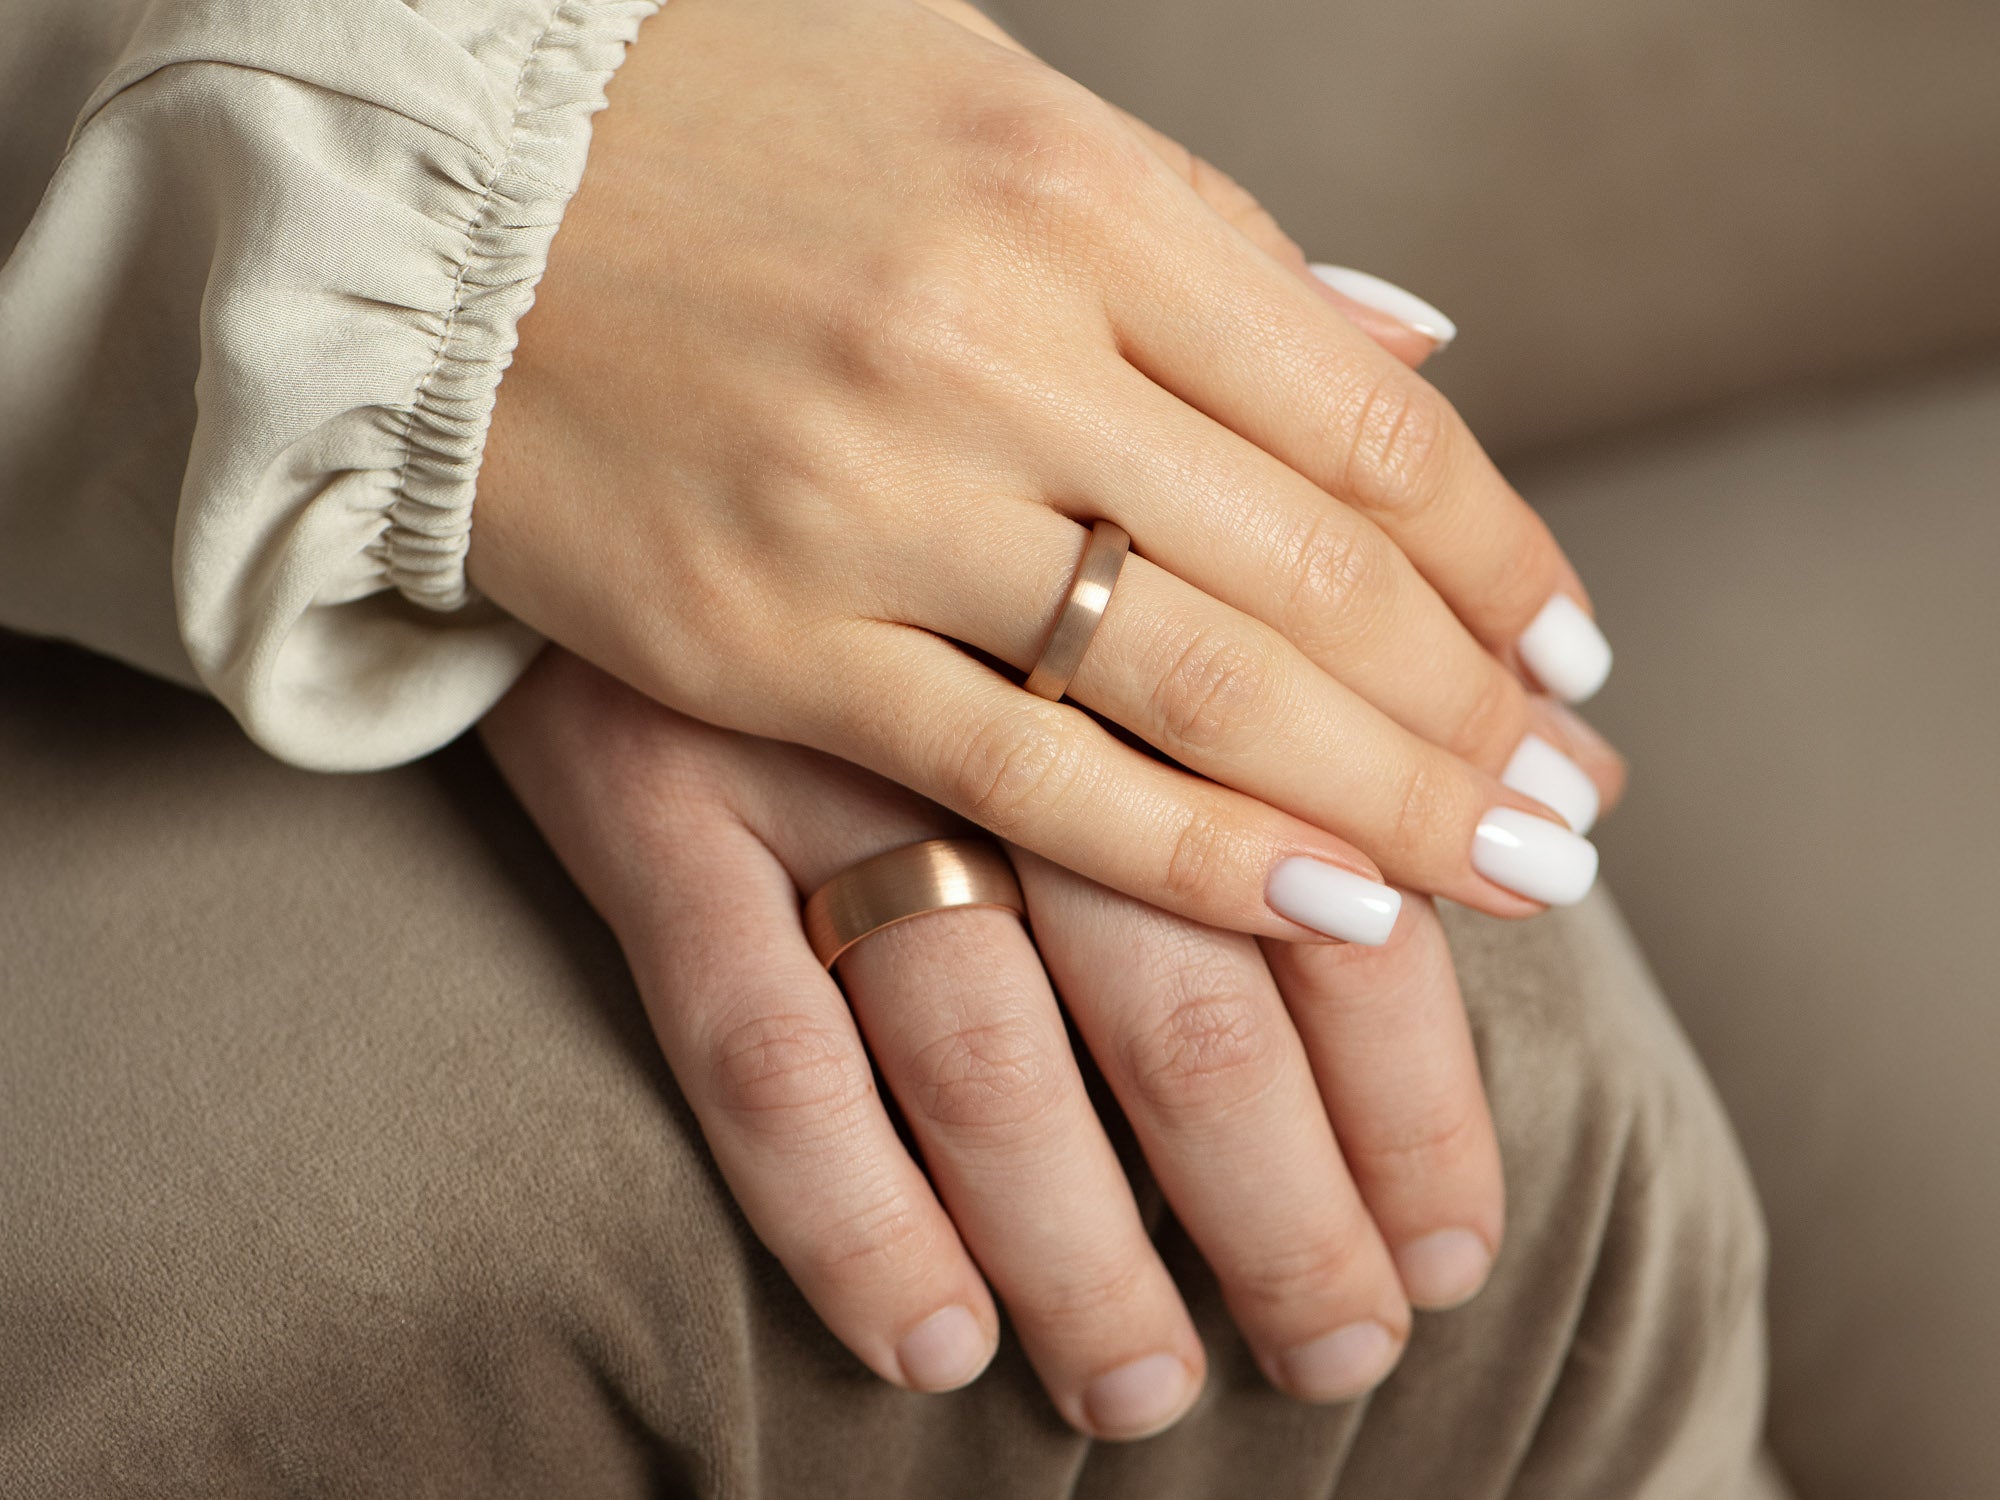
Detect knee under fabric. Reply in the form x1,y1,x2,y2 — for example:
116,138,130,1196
0,637,1782,1499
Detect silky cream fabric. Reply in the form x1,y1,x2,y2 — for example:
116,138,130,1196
0,0,661,770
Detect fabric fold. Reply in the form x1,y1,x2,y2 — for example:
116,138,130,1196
0,0,663,770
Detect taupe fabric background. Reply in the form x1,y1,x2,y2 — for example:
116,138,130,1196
3,0,1997,1493
1004,0,2000,457
0,636,1781,1499
1530,364,2000,1499
994,3,2000,1493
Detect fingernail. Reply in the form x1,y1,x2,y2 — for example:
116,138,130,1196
1309,264,1457,349
1472,807,1599,906
1394,1229,1494,1310
1275,1321,1399,1402
1501,733,1600,836
1267,858,1402,945
1082,1352,1194,1437
1543,698,1618,764
896,1306,991,1392
1518,595,1612,704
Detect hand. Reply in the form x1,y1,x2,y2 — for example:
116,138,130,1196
471,0,1617,950
482,648,1519,1438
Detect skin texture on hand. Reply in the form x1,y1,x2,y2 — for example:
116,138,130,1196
480,649,1510,1440
470,0,1621,948
916,0,1447,365
470,2,1626,1434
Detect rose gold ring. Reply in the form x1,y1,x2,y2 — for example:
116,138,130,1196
1023,520,1130,702
803,838,1026,970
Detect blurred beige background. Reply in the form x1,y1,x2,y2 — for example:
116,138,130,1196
1002,3,2000,1497
1003,0,2000,457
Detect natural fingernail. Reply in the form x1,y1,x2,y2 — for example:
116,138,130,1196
1082,1353,1194,1438
1275,1321,1400,1402
1267,858,1402,945
1501,733,1600,835
1518,594,1613,704
1472,807,1599,906
1395,1229,1494,1309
896,1305,991,1391
1309,264,1458,349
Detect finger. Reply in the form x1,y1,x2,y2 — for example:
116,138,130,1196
1101,102,1444,368
794,618,1409,946
1263,898,1506,1312
1051,361,1554,779
1525,697,1628,831
523,737,1003,1396
1101,175,1613,703
837,905,1207,1439
1014,848,1413,1403
1305,265,1456,363
1037,368,1623,823
905,508,1600,916
730,760,1209,1438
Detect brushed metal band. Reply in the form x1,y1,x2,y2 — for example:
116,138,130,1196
1023,520,1130,702
802,838,1026,969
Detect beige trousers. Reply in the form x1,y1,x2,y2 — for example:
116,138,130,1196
0,635,1786,1498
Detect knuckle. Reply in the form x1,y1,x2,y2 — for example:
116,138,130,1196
1277,513,1393,657
799,1194,945,1297
1335,372,1456,521
708,1012,873,1134
1121,978,1284,1125
966,98,1148,231
1230,1232,1381,1317
1160,805,1239,908
1388,754,1456,869
909,1016,1064,1136
1351,1093,1491,1180
1150,627,1279,757
951,709,1084,838
836,252,1000,389
1008,1251,1155,1327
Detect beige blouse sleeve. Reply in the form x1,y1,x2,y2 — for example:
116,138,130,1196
0,0,660,770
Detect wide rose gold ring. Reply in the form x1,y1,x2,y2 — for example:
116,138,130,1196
1023,520,1130,702
802,838,1026,969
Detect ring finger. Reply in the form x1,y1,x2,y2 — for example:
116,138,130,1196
908,506,1598,915
1055,368,1558,780
739,760,1209,1440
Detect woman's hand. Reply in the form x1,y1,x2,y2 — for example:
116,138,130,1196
482,648,1530,1438
471,0,1615,947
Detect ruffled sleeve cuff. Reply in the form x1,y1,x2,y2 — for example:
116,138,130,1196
374,2,663,615
5,0,663,769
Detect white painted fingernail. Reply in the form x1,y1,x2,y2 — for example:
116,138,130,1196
1267,858,1402,945
1501,733,1600,836
1309,264,1457,349
1472,808,1599,906
1518,595,1612,704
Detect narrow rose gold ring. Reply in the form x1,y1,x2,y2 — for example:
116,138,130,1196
803,838,1026,969
1023,520,1130,702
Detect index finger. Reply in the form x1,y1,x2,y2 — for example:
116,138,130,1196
1102,168,1613,704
